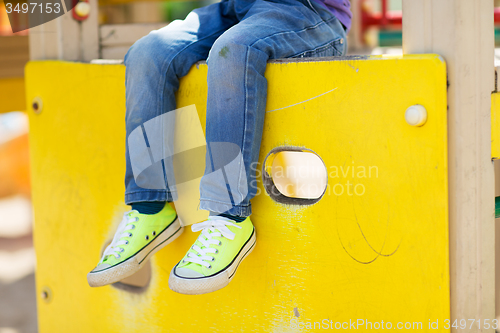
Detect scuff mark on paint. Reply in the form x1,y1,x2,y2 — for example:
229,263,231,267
347,63,358,72
266,87,337,113
336,202,402,264
293,307,300,317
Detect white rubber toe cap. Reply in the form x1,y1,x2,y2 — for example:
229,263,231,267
174,266,204,278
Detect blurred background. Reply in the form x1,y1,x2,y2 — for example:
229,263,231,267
1,0,500,332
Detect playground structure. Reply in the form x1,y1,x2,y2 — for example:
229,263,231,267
0,0,498,331
352,0,500,48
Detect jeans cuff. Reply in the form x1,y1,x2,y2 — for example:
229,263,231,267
125,190,176,204
199,199,252,217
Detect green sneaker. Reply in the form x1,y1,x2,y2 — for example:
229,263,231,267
168,216,256,295
87,204,183,287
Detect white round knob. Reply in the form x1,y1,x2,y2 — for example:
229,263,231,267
75,2,91,17
405,105,427,127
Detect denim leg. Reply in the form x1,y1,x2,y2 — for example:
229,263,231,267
199,0,346,216
124,2,237,205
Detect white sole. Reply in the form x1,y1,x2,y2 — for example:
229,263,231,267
168,229,256,295
87,217,183,287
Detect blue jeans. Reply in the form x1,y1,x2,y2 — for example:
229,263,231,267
124,0,347,217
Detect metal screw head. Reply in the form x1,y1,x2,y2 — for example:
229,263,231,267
32,97,43,114
405,105,427,127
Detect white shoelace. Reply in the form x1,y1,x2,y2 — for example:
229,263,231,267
183,216,242,268
101,211,138,261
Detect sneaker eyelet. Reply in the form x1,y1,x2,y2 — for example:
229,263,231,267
120,248,124,252
125,240,129,245
152,231,156,236
215,249,218,254
135,218,139,222
211,257,215,261
131,225,135,229
145,235,149,240
218,241,222,246
207,265,212,269
128,233,133,237
116,255,121,259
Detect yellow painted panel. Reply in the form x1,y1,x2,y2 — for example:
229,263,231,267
492,92,500,159
0,76,26,113
26,55,449,332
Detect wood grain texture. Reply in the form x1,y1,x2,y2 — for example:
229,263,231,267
403,1,496,330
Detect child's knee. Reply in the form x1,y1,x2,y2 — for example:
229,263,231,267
208,35,248,63
125,34,154,66
124,31,175,71
208,32,269,69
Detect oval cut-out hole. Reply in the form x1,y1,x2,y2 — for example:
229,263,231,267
262,147,327,205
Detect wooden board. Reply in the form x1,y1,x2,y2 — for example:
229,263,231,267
26,56,449,332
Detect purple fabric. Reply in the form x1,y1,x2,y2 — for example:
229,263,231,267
311,0,352,32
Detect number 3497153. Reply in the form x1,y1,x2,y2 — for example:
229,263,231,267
443,319,498,330
5,2,61,14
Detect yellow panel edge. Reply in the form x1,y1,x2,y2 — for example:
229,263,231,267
492,92,500,159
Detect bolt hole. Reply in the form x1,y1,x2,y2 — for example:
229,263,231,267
32,97,43,114
40,287,52,303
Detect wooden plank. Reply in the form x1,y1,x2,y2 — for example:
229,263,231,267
100,23,167,59
29,0,98,61
100,23,166,47
26,56,449,333
403,0,495,330
0,35,30,49
0,36,29,79
346,0,363,52
101,45,130,59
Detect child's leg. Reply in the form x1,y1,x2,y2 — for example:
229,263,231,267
199,0,347,217
88,2,237,287
123,3,237,207
170,0,346,295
